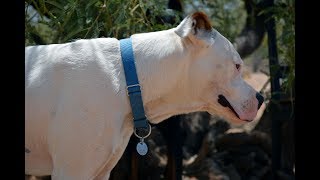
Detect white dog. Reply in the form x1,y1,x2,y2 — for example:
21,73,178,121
25,12,264,179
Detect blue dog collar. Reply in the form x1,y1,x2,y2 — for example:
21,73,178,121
119,38,150,131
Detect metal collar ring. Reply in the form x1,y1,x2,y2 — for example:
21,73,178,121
133,123,151,139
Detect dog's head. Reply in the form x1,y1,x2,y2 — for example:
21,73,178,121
174,12,264,124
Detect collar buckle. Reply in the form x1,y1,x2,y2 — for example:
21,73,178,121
126,84,141,96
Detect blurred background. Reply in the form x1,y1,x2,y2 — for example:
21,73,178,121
25,0,295,179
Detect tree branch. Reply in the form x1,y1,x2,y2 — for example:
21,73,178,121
234,0,268,59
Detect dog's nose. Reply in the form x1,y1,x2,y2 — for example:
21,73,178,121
256,92,264,110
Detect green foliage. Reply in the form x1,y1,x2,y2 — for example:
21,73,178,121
274,0,295,96
25,0,180,45
259,0,295,101
25,0,246,45
184,0,247,42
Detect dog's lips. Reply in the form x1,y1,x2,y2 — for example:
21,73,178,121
217,95,253,122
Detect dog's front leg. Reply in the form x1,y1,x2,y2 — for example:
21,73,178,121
48,110,133,180
93,117,134,180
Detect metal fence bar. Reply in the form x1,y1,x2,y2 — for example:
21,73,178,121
265,0,282,179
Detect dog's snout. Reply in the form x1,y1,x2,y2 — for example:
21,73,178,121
256,92,264,110
218,94,240,119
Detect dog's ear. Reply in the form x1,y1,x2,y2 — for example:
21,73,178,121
175,12,215,46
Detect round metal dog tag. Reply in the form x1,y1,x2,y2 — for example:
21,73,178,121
136,141,148,156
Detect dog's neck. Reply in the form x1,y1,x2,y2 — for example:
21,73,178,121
130,29,205,124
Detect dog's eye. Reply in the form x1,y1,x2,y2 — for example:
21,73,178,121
236,64,240,71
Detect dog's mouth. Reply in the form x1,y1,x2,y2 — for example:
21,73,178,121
217,94,252,122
